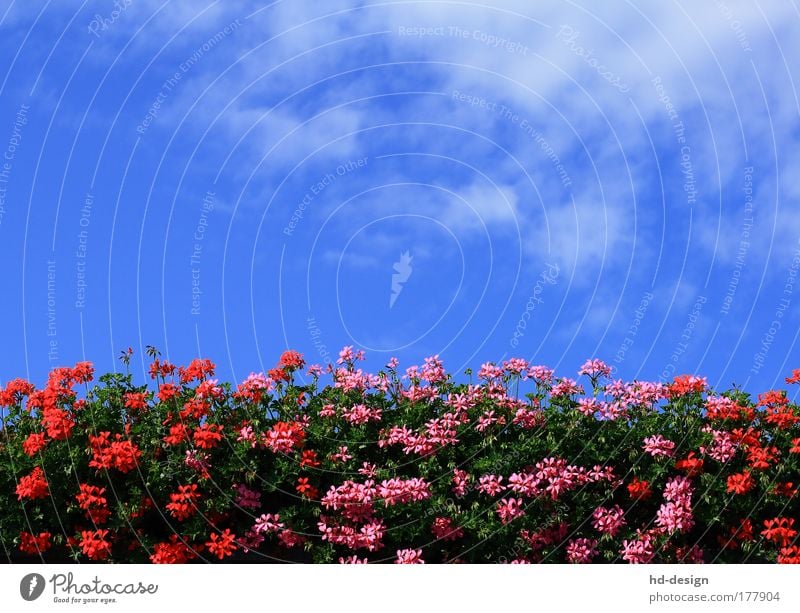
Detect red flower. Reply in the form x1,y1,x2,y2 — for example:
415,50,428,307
164,423,190,446
178,358,215,383
149,359,176,380
206,529,237,560
41,407,74,440
675,452,704,477
88,432,141,473
757,390,789,407
0,378,35,406
22,432,48,456
77,484,110,524
192,423,223,449
166,484,201,521
72,361,95,384
790,438,800,454
124,392,148,411
18,531,52,555
726,471,754,495
295,477,318,499
79,529,112,561
268,367,289,383
773,482,796,497
762,518,797,547
180,397,211,420
778,546,800,564
279,350,305,370
158,383,180,402
763,405,800,429
150,535,195,564
627,477,652,501
16,467,49,500
300,449,320,468
670,375,706,397
786,369,800,385
747,445,778,470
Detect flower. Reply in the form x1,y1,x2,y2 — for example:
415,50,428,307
16,467,49,500
621,531,656,564
642,435,676,458
670,375,707,396
579,359,612,379
761,518,797,547
279,350,305,370
592,505,626,536
296,477,318,499
566,538,598,563
206,529,237,560
431,517,463,541
627,477,652,501
496,498,525,524
77,484,110,524
395,548,424,564
477,474,505,496
150,535,195,564
22,432,48,456
778,546,800,564
166,485,201,520
41,407,74,440
79,529,112,561
19,531,52,555
178,358,215,383
675,452,704,477
124,392,148,411
726,472,754,495
192,423,224,449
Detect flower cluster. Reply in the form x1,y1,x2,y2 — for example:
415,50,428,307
1,353,798,563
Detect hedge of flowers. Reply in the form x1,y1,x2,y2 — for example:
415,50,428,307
1,347,799,564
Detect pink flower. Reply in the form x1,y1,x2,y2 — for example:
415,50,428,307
236,425,257,447
642,434,676,458
342,403,382,425
503,358,530,375
330,446,352,463
577,397,599,416
496,498,525,524
358,462,377,478
338,345,355,364
478,362,504,381
452,469,471,497
395,548,424,564
420,355,446,383
656,476,694,534
527,365,555,384
621,531,656,564
551,378,584,397
566,538,598,563
319,403,336,418
592,505,626,536
432,517,464,541
578,359,612,378
339,555,368,564
377,478,431,507
656,501,695,534
477,474,505,496
475,410,501,432
253,513,285,534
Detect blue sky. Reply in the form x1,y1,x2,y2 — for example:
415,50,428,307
1,0,799,395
